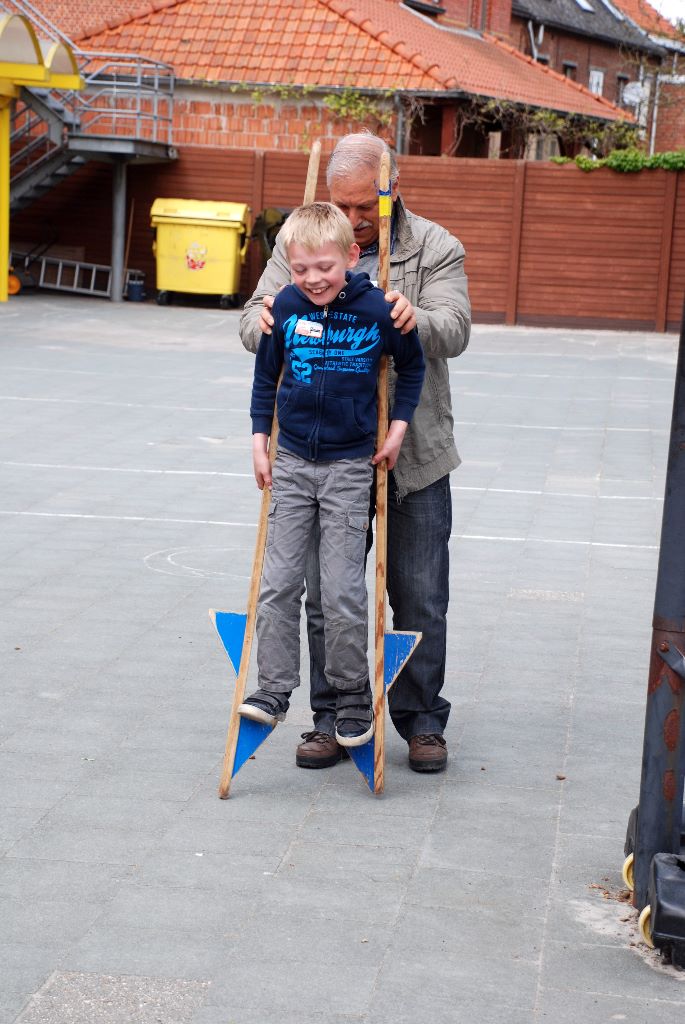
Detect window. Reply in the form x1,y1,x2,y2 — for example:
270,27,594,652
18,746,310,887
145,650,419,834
589,68,605,95
616,73,629,104
563,60,577,80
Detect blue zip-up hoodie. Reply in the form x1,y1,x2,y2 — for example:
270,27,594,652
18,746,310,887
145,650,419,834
250,271,425,462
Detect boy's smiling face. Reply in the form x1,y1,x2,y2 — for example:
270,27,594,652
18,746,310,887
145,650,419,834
287,240,360,307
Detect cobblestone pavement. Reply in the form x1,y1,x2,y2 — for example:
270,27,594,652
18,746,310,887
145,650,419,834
1,293,683,1023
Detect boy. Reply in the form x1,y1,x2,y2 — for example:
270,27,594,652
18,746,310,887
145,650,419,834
240,202,425,747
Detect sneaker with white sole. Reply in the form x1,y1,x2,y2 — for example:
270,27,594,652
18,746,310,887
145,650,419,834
334,691,374,747
238,688,291,727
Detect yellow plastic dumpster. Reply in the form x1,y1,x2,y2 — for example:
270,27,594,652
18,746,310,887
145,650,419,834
150,198,251,308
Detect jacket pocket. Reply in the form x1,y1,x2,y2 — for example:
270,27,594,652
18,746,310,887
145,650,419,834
277,384,315,443
318,396,369,446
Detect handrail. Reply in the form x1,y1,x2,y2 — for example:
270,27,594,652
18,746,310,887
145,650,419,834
7,0,176,201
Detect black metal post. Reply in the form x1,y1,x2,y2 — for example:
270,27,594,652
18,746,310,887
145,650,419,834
633,298,685,911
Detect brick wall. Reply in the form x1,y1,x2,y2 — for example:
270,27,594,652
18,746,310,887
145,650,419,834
172,89,395,154
439,0,512,36
512,16,636,106
654,80,685,153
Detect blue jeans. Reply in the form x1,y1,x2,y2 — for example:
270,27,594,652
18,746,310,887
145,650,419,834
305,473,452,741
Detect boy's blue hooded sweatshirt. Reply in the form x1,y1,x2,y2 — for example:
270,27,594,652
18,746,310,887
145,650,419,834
250,272,425,462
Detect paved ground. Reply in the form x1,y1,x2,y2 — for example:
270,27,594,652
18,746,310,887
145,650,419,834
1,292,683,1023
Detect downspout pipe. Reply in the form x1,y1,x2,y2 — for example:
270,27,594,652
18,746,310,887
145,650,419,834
649,72,661,157
395,94,406,155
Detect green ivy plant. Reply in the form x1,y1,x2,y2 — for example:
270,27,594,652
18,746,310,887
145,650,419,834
322,88,393,127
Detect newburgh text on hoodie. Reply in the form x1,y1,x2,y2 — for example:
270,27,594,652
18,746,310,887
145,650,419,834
250,272,425,463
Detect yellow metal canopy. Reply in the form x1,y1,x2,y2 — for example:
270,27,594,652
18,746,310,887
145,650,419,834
40,39,82,91
0,13,47,88
0,13,83,301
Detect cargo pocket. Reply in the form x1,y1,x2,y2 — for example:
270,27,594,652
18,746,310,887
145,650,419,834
266,499,278,548
344,511,369,562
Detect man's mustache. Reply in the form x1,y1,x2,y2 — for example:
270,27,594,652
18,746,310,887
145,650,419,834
353,221,373,232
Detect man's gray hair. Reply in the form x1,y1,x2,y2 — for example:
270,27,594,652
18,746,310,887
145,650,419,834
326,131,399,188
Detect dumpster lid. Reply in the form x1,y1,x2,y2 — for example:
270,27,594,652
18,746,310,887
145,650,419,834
150,198,249,224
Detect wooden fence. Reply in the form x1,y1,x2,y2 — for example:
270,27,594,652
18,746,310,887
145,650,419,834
10,149,685,331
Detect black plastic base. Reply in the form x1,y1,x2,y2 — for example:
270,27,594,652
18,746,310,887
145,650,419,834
648,853,685,968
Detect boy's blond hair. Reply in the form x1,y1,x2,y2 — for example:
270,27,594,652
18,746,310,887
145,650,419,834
281,202,354,259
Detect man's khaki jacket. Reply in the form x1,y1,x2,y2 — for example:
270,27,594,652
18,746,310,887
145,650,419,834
239,196,471,499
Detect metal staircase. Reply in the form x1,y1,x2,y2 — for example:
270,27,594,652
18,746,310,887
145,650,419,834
5,0,176,213
4,0,177,298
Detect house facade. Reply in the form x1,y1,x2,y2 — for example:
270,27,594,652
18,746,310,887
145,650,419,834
617,0,685,152
487,0,682,151
408,0,684,150
73,0,629,159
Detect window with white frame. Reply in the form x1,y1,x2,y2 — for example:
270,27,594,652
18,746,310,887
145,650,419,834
589,68,605,95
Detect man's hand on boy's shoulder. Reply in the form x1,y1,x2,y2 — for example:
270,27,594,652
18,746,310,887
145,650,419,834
258,283,292,335
258,294,275,335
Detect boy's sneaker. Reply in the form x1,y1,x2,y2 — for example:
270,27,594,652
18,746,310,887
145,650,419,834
238,688,291,727
334,691,374,748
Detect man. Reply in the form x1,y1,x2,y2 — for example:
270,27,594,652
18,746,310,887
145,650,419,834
239,131,471,773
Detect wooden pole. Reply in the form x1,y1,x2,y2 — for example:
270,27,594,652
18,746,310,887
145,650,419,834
303,140,321,205
218,140,321,798
373,151,391,795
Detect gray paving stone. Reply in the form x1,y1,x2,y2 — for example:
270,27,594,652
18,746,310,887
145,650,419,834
1,298,682,1022
535,984,685,1023
15,971,210,1024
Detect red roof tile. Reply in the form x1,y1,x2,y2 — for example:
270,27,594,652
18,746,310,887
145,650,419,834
78,0,628,120
616,0,682,40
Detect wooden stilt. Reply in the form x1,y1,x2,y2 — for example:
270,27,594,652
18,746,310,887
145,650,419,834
215,141,321,798
373,152,391,796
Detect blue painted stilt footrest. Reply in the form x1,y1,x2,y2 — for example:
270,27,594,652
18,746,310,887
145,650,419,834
211,609,275,780
213,610,247,676
349,630,421,792
233,717,274,775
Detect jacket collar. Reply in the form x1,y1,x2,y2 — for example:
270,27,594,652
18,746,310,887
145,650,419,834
390,195,422,263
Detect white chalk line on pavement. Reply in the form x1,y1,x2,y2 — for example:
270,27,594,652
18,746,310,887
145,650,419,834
0,396,664,432
0,509,253,527
0,460,252,478
3,363,673,385
0,395,238,414
0,508,659,549
0,461,663,501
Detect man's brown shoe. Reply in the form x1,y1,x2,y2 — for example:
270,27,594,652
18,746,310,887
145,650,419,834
296,730,349,769
408,734,448,773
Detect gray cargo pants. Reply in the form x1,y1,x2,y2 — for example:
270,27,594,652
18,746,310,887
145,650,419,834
256,448,373,695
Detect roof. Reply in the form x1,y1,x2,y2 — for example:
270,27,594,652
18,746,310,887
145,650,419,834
0,0,146,45
77,0,629,120
615,0,683,40
511,0,662,52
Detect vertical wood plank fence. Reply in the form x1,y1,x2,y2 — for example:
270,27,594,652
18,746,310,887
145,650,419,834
9,149,685,331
